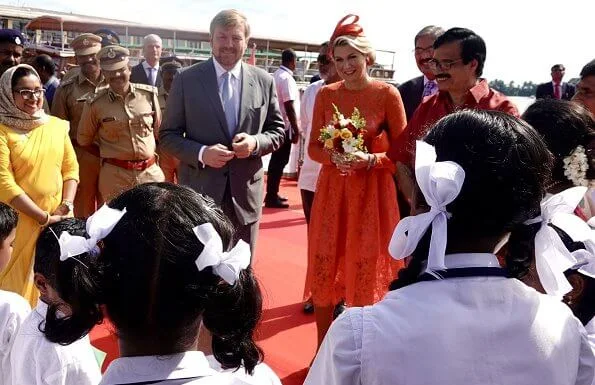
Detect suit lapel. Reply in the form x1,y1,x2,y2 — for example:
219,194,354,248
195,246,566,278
138,64,149,84
238,63,254,134
198,58,231,141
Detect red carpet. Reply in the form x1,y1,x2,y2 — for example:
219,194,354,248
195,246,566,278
90,178,315,385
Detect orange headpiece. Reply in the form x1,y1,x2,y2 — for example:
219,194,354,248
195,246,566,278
329,14,365,53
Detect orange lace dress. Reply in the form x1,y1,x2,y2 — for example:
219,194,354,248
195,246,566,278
306,80,407,307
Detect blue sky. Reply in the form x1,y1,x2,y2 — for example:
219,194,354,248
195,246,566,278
11,0,594,84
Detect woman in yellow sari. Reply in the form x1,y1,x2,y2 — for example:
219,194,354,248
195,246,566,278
0,64,78,306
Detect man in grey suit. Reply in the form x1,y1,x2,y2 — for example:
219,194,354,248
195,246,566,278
130,34,163,87
159,9,285,256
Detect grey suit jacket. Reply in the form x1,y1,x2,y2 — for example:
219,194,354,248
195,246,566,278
130,62,163,88
159,58,285,225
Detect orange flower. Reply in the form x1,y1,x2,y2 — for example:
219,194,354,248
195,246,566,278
340,128,353,140
332,129,341,138
324,138,334,149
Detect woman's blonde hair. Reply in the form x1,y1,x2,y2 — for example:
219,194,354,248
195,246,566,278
333,35,376,65
210,9,251,39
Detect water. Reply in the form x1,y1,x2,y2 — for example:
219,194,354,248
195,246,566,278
509,96,535,115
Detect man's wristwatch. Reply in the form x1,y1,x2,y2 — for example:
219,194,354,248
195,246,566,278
61,200,74,214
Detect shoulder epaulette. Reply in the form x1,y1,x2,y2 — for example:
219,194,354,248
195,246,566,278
87,88,109,104
132,83,158,94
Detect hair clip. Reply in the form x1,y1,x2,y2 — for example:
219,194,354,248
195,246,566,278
193,223,250,285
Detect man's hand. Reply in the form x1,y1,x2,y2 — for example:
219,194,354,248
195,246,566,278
232,133,257,158
202,144,235,168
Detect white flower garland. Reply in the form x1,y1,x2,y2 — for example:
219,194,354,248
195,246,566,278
563,145,589,187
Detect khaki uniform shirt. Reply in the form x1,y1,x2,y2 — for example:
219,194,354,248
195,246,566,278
157,85,167,115
51,72,107,141
77,83,161,161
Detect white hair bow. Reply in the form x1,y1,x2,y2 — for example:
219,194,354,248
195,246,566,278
57,204,127,262
389,141,466,276
530,186,593,298
193,223,251,285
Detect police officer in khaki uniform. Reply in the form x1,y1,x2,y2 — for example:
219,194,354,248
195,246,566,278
52,33,107,217
77,45,164,200
157,58,182,183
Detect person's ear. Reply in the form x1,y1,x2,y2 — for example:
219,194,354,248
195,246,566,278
33,272,50,295
565,273,586,307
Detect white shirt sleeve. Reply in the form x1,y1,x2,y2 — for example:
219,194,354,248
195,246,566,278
576,321,595,385
198,146,206,167
304,308,363,385
277,76,293,104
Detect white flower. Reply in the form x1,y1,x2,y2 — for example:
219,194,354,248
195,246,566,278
563,145,589,187
342,137,358,154
339,118,350,128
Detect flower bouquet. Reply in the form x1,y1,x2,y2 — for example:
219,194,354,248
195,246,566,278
318,104,368,167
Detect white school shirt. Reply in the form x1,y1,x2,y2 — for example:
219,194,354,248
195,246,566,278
0,290,30,385
206,355,282,385
297,80,324,192
586,318,595,385
305,253,595,385
272,65,300,136
100,351,263,385
10,300,101,385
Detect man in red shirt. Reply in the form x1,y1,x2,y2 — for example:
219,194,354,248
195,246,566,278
392,27,518,166
391,28,518,205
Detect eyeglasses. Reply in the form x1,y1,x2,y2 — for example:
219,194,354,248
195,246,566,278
427,58,464,71
317,55,331,65
14,88,45,100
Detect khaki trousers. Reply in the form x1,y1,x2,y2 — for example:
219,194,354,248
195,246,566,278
73,146,102,217
98,161,165,201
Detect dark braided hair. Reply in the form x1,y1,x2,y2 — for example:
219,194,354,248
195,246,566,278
40,183,264,374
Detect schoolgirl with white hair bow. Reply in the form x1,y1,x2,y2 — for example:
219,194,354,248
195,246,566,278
35,182,279,385
524,186,595,363
305,110,595,385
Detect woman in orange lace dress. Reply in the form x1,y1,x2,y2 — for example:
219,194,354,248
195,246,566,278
306,15,407,348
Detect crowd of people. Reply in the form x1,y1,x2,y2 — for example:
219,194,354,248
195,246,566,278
0,6,594,385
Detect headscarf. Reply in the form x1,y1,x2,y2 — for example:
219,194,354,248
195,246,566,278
0,64,49,132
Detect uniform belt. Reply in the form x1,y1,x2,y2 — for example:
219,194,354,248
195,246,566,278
103,156,156,171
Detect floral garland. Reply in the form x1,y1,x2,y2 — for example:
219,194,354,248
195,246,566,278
563,145,589,187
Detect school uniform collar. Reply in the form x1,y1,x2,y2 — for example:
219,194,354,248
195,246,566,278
34,299,49,318
585,317,595,335
100,351,218,385
442,253,502,269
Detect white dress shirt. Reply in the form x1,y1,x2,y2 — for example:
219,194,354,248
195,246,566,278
0,290,30,385
305,253,595,385
206,355,282,385
142,60,159,86
100,351,264,385
198,58,243,165
297,80,324,192
272,65,300,134
11,300,101,385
